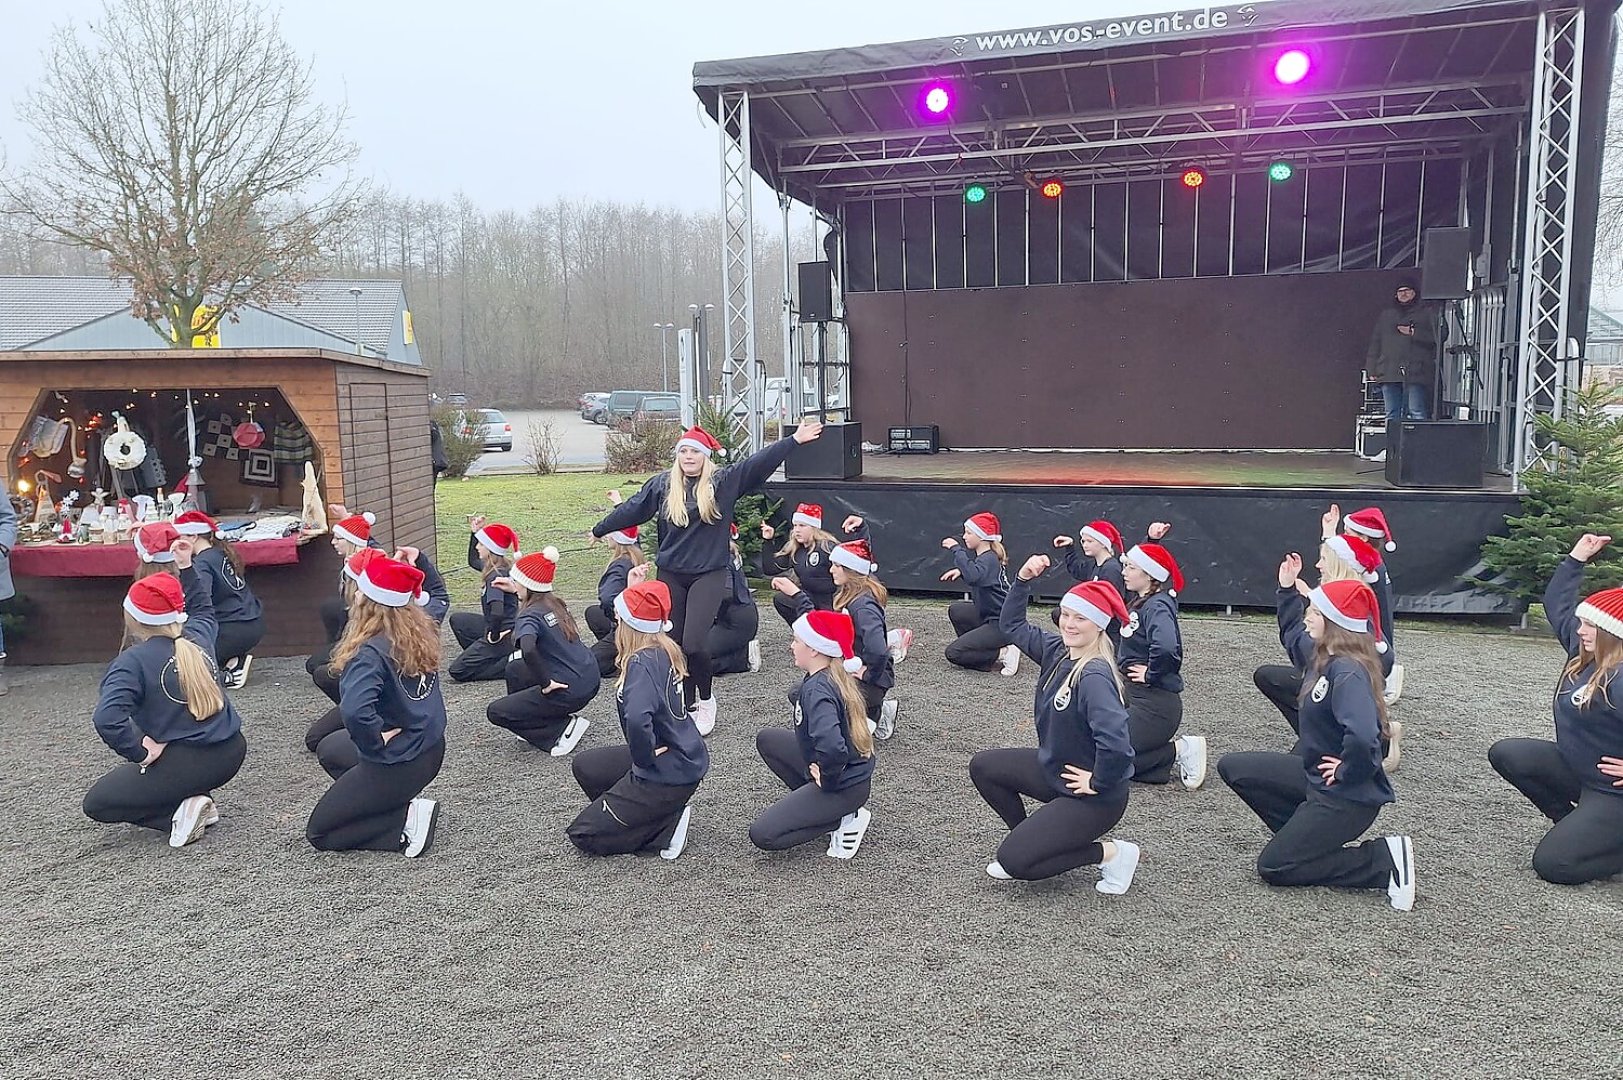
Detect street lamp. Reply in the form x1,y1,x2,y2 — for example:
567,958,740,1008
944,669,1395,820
689,303,715,398
654,322,675,391
348,286,363,355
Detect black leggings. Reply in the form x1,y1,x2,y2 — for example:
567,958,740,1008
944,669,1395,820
447,622,511,683
306,735,445,852
305,706,345,753
1126,683,1183,784
585,606,619,678
1217,750,1394,890
1254,664,1303,735
709,602,760,676
1488,737,1623,885
946,600,1010,671
83,733,247,831
771,589,833,627
487,686,594,750
662,567,732,705
565,744,699,856
214,618,264,667
968,747,1129,881
749,727,871,851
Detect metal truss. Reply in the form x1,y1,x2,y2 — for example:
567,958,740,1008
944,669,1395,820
1514,5,1585,487
718,89,763,452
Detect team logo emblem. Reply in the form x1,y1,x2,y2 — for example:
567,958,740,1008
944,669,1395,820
1310,676,1329,703
793,702,805,727
223,564,246,590
543,611,559,627
160,657,187,705
1571,685,1593,707
808,552,821,567
403,672,435,701
1053,683,1072,711
1122,611,1140,637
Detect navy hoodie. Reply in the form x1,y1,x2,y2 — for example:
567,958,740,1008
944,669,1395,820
1370,558,1397,677
597,557,633,622
466,536,517,637
791,668,875,792
1118,590,1183,693
794,587,893,692
1545,556,1623,797
953,546,1011,625
761,521,869,609
93,567,243,762
999,578,1134,798
506,601,602,704
192,545,262,624
618,647,709,785
591,437,800,573
354,539,451,626
338,634,447,766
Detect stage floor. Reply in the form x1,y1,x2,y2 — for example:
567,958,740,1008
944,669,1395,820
852,449,1512,492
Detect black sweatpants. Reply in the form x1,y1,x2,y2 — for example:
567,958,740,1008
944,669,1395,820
310,656,342,706
214,618,264,668
1254,664,1303,735
662,567,731,706
305,706,345,753
585,606,619,678
307,735,445,853
1126,683,1183,784
749,727,872,851
82,733,248,832
1217,750,1394,890
771,589,833,627
565,744,699,856
968,747,1129,881
487,686,594,750
945,600,1010,671
1488,737,1623,885
447,621,510,683
709,602,759,676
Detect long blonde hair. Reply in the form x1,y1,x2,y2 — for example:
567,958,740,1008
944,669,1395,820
330,599,442,676
822,661,875,758
480,548,513,587
1312,623,1391,740
972,538,1009,565
1318,543,1362,584
1060,631,1126,701
614,624,687,693
778,526,838,558
122,615,224,721
835,573,889,610
664,456,721,528
1562,624,1623,709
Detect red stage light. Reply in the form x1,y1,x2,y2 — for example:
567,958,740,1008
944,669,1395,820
1180,167,1207,189
1040,179,1064,199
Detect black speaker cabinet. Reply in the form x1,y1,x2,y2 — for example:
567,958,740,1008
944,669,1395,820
798,261,833,323
785,421,862,479
1385,421,1486,488
1421,227,1472,300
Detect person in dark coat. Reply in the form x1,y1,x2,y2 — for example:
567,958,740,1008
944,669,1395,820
1365,277,1438,425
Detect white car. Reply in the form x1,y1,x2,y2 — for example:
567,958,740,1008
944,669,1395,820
463,408,512,452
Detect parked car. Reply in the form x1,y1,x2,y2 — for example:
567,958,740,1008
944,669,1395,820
603,389,663,426
630,393,681,424
463,408,512,452
445,392,470,408
580,392,610,422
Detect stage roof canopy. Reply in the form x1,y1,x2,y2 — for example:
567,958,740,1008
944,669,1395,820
693,0,1598,206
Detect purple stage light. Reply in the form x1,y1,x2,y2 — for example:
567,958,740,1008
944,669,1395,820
1274,49,1312,85
922,83,952,116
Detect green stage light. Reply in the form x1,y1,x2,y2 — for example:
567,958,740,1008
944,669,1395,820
965,183,988,204
1268,161,1296,182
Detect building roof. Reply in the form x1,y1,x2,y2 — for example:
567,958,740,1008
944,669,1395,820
1588,308,1623,353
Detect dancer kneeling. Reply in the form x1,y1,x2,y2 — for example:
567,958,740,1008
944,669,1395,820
486,548,601,756
968,556,1140,890
942,512,1019,676
1119,542,1205,788
306,556,446,857
750,609,876,858
567,581,709,859
84,541,246,848
585,519,642,678
778,538,897,739
709,524,762,676
175,511,263,689
447,517,519,683
1217,563,1414,910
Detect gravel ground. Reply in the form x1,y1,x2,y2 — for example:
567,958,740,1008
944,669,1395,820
2,603,1618,1079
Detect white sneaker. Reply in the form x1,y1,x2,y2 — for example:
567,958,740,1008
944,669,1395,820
660,806,692,860
875,698,898,741
169,795,215,848
1384,664,1406,706
1096,839,1141,895
999,644,1021,677
403,797,439,858
1383,720,1404,773
985,860,1013,880
691,696,717,737
1385,835,1416,911
202,801,220,827
234,654,253,688
747,639,761,673
1174,734,1208,790
826,806,872,860
887,627,914,665
549,715,590,757
1373,449,1387,463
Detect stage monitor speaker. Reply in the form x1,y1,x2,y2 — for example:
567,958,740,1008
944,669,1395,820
1384,421,1486,488
785,421,862,479
798,261,833,323
888,425,939,454
1421,227,1472,300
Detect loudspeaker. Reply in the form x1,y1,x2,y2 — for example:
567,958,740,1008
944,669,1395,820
1421,227,1472,300
888,425,940,454
785,422,862,479
798,261,833,323
1384,421,1486,488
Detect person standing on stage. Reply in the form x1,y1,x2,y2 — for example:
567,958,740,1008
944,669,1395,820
591,420,824,737
941,512,1020,676
1488,533,1623,886
1365,277,1437,426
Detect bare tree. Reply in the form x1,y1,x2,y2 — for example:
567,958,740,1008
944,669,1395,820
0,0,366,346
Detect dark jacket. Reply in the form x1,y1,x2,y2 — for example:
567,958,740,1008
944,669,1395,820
338,634,448,766
467,536,517,638
1118,590,1183,693
954,547,1011,625
1545,556,1623,798
794,587,893,692
1370,559,1397,678
193,545,262,624
1365,302,1438,385
618,647,709,785
597,557,634,622
507,603,601,705
791,668,874,793
760,521,870,608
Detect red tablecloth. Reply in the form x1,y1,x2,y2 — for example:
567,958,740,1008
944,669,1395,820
12,535,305,578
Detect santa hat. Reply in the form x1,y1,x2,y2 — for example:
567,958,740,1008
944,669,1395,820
1325,534,1382,583
1079,519,1124,555
511,548,560,593
173,510,219,537
965,512,1002,543
729,523,740,540
791,502,824,529
606,524,640,547
1060,581,1130,631
830,538,877,575
615,580,674,633
1575,588,1623,643
133,522,182,564
124,573,187,627
1125,543,1185,594
332,511,377,547
345,547,386,582
793,610,862,673
675,426,722,457
357,556,427,609
474,522,520,559
1343,507,1395,552
1309,579,1388,653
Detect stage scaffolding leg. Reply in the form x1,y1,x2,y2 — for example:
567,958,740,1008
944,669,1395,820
1513,5,1585,490
718,88,763,452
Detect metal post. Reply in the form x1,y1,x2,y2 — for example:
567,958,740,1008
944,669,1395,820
677,328,696,428
719,87,762,451
348,286,363,355
655,322,674,392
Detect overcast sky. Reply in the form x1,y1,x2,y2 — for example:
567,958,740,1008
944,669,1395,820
0,0,1186,215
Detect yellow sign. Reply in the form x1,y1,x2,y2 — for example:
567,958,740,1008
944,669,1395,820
191,305,220,348
403,310,415,346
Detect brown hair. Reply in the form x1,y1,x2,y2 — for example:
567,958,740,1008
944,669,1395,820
1311,622,1391,740
614,625,687,693
987,539,1009,565
133,561,177,582
121,615,224,721
480,547,513,588
835,572,889,610
1562,624,1623,708
193,533,245,577
822,661,875,758
330,599,442,676
519,588,580,643
608,541,645,569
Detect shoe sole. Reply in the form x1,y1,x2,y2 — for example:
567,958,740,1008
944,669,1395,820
827,809,871,860
169,797,213,848
405,801,440,858
550,717,590,757
660,807,692,860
